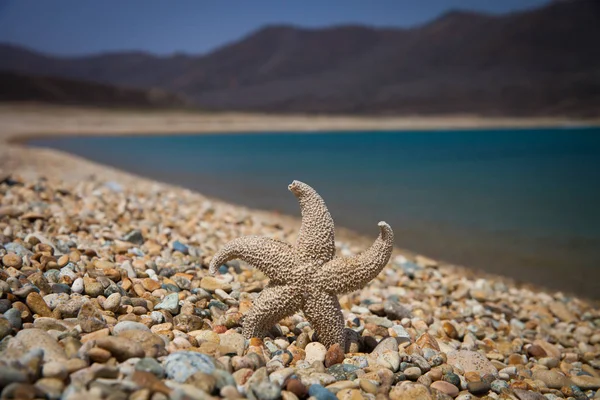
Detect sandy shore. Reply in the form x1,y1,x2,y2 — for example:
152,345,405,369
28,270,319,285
2,104,599,144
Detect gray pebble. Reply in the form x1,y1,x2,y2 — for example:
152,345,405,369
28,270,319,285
113,321,150,335
154,293,179,314
163,351,215,383
135,357,164,378
4,308,22,329
490,379,509,394
248,380,281,400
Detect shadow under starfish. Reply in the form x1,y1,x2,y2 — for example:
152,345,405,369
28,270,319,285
209,180,394,349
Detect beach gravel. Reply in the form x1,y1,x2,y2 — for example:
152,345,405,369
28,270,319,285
0,174,599,399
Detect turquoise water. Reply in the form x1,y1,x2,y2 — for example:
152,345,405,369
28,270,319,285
29,127,600,298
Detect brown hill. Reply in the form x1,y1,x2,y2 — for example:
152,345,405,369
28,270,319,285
1,0,598,116
0,71,187,109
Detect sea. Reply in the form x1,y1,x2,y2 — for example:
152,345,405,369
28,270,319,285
29,127,600,299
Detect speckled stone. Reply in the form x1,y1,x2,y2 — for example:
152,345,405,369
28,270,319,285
447,350,498,378
163,351,216,382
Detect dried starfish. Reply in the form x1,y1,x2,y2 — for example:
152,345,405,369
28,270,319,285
209,180,394,348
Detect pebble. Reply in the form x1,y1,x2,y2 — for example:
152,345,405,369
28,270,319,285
87,347,112,363
430,380,459,397
467,381,490,395
172,241,189,254
358,379,378,394
308,384,337,400
25,292,52,317
570,374,600,390
2,253,22,269
404,367,422,380
377,350,401,371
2,383,45,399
0,365,29,388
269,367,295,387
102,293,121,312
117,329,166,358
0,317,12,339
548,301,576,322
77,301,107,333
513,389,546,400
71,278,84,294
123,230,144,245
10,329,67,362
164,351,216,382
390,325,411,343
34,378,64,400
95,336,145,361
186,371,216,393
532,369,572,389
200,276,231,292
384,301,412,320
113,320,150,334
154,293,179,314
324,343,344,367
441,372,461,388
3,243,31,257
372,337,398,356
83,277,104,297
389,382,432,400
335,388,364,400
447,350,498,378
285,378,307,398
219,332,246,357
42,361,69,380
248,380,281,400
490,379,509,393
305,342,327,364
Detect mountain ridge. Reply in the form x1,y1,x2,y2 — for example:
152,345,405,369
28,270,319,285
1,0,598,116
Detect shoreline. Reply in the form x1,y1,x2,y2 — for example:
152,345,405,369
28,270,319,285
1,103,599,303
2,103,600,146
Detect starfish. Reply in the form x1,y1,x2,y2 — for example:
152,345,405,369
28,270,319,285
209,180,394,348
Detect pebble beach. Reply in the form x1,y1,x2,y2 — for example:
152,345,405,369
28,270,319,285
1,105,599,400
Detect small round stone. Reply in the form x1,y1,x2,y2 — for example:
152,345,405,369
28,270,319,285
305,342,327,364
2,253,22,268
324,343,344,368
467,381,491,395
0,318,12,339
87,347,112,363
286,378,307,398
490,379,510,394
42,361,68,380
404,367,422,380
135,358,165,378
308,384,337,400
431,380,459,397
164,351,216,382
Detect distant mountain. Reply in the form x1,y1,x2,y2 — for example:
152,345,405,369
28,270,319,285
0,71,187,109
1,0,599,116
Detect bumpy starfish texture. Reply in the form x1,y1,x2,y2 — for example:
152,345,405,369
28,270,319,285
209,180,394,348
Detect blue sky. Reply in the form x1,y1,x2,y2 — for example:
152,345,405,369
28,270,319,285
0,0,550,56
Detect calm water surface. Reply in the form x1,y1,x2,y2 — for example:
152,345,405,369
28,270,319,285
29,128,600,298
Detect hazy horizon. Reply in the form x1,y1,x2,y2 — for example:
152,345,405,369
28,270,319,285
0,0,550,57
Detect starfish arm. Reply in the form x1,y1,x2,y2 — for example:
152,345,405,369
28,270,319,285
209,236,294,284
303,290,345,348
288,180,336,264
316,221,394,294
242,284,303,339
